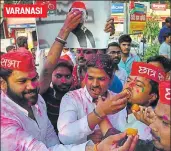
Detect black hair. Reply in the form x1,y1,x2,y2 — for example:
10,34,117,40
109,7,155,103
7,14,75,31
147,55,171,73
108,42,121,49
54,60,73,74
163,32,171,40
165,17,171,23
6,45,15,52
16,36,28,47
85,54,114,79
149,80,159,107
118,34,132,44
0,68,13,81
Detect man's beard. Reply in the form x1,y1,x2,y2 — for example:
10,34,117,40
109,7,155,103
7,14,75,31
112,57,121,65
77,57,86,67
7,84,39,106
53,83,71,94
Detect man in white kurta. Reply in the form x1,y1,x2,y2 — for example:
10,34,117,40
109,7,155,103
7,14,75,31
57,54,128,145
1,92,90,151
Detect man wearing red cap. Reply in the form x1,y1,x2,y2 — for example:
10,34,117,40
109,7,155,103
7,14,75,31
98,62,166,143
60,54,74,66
149,81,170,151
132,81,171,151
66,1,114,48
68,1,95,48
1,9,137,151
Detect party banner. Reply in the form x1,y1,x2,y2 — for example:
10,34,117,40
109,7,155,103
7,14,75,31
36,1,111,49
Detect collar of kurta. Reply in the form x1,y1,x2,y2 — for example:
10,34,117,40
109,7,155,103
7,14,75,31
1,91,41,117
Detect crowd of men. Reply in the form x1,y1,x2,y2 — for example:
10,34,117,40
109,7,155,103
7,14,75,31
1,2,171,151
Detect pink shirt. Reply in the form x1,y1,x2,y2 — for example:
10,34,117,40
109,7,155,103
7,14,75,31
1,92,90,151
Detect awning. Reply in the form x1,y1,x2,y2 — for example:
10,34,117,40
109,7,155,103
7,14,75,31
8,24,36,28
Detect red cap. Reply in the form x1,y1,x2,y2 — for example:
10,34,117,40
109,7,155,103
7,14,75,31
0,51,35,72
130,62,166,83
71,1,86,10
60,54,72,61
159,81,171,105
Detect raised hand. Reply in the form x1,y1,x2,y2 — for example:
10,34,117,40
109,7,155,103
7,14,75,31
104,17,115,36
63,9,82,32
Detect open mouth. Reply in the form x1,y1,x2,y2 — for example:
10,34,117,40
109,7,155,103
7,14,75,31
91,88,101,95
123,88,132,99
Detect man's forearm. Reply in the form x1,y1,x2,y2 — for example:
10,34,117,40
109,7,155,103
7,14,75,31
87,107,106,130
99,117,113,136
39,28,70,94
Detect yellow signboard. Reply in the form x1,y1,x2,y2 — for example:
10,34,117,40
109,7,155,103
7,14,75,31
130,22,146,33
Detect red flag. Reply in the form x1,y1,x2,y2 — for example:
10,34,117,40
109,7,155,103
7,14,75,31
130,0,135,10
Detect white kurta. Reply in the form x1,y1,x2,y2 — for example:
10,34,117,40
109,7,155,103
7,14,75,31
58,87,124,145
1,92,91,151
58,86,152,145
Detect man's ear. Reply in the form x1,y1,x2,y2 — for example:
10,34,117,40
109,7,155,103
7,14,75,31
148,93,158,105
1,78,7,93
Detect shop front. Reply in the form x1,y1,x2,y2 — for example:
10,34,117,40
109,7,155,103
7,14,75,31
5,18,36,50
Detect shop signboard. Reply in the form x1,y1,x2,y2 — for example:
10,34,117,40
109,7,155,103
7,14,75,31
130,3,146,34
111,3,124,13
151,3,167,11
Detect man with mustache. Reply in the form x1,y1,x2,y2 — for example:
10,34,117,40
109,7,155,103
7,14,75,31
106,42,128,93
0,10,137,151
132,81,171,151
57,54,139,145
105,62,166,141
147,81,170,151
118,34,140,75
67,1,95,48
72,48,97,89
0,51,137,151
42,59,73,134
67,1,114,48
107,42,128,85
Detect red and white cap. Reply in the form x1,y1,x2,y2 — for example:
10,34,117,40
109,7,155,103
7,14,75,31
0,51,35,72
130,62,166,83
159,81,171,105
